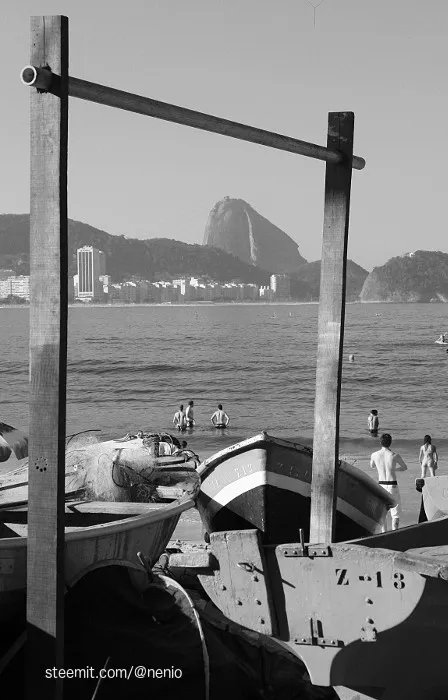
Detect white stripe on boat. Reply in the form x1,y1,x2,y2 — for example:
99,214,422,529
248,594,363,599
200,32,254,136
201,470,382,534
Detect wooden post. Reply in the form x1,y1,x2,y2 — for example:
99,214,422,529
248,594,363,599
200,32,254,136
27,15,68,698
309,113,354,544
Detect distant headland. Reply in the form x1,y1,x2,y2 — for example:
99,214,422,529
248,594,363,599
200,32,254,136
1,206,447,303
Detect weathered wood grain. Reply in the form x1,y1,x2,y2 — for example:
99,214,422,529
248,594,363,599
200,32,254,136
198,529,275,635
309,113,354,544
26,15,69,698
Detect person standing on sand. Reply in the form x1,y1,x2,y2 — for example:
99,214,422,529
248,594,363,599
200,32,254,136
370,433,408,531
185,400,195,428
173,404,187,432
211,404,229,427
367,409,379,437
419,434,438,478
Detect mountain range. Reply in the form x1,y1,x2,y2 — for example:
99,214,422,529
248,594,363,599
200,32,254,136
0,214,269,286
1,209,447,302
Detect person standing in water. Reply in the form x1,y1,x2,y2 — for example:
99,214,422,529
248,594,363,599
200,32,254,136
211,404,229,428
367,409,379,437
173,404,187,432
185,400,195,428
419,434,438,478
370,433,408,531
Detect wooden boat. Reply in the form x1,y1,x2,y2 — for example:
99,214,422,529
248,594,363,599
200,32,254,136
416,475,448,521
193,518,448,700
197,432,395,544
0,493,197,630
0,429,200,507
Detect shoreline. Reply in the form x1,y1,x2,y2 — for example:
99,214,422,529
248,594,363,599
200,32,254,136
0,300,368,310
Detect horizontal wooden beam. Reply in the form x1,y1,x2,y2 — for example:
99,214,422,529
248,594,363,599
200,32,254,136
21,65,366,170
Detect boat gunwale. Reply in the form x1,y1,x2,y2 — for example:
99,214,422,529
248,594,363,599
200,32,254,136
0,493,196,550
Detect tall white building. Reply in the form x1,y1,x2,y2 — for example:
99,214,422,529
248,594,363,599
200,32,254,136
77,246,106,301
270,274,290,300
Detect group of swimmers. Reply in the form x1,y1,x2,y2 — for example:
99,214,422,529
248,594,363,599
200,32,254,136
173,401,230,431
367,408,439,531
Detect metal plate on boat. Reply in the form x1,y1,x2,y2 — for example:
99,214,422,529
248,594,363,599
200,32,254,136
0,559,14,574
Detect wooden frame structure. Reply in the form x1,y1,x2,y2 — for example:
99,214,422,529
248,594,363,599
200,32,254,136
21,14,365,697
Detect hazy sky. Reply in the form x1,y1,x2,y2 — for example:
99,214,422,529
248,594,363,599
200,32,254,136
2,0,448,270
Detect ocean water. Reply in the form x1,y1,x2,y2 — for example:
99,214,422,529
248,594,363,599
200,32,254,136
2,301,448,526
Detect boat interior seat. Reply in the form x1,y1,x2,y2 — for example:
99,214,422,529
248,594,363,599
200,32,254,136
0,500,166,527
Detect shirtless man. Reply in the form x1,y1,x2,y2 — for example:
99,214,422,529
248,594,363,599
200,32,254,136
370,433,408,531
211,403,229,428
173,404,187,432
367,410,379,437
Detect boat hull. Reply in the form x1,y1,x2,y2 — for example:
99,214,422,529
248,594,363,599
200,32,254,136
420,474,448,520
0,496,195,627
198,433,395,544
199,521,448,699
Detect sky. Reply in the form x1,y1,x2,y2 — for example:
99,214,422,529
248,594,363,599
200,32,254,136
1,0,448,271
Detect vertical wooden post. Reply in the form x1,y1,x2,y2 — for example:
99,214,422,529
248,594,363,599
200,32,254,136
27,15,68,698
309,112,354,544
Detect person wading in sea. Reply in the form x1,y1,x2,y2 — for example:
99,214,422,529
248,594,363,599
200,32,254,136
370,433,408,531
210,404,229,428
419,434,438,478
185,400,195,428
367,409,379,437
173,404,187,432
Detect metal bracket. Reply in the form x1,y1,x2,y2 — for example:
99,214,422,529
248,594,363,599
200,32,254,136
294,636,343,648
281,529,332,557
0,559,14,574
294,617,344,648
360,625,377,642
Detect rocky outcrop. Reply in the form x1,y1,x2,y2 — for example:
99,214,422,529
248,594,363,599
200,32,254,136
360,251,448,302
292,259,368,302
203,197,307,273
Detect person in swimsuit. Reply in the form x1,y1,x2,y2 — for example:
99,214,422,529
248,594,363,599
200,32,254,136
419,434,438,478
173,404,187,432
211,404,229,427
370,433,408,531
367,409,379,437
